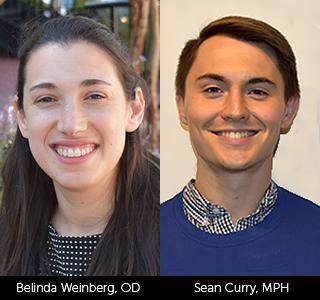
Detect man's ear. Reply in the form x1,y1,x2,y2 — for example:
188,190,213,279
13,95,29,138
126,87,145,132
176,94,189,131
280,94,300,134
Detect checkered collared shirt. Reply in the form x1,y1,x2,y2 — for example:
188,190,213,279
182,180,278,235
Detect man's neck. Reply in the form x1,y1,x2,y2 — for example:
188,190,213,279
195,159,273,223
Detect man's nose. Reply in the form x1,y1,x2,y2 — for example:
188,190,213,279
57,102,87,136
220,89,250,122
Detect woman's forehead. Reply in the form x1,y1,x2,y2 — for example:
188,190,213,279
24,41,120,88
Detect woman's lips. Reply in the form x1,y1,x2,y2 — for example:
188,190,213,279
54,144,96,158
49,142,99,162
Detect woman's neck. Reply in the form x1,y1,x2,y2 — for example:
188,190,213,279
51,177,116,236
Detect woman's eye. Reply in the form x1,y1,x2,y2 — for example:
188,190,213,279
86,94,105,101
36,96,56,103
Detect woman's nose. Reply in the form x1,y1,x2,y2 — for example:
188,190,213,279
56,102,87,136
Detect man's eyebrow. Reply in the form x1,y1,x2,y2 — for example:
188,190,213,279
80,79,112,87
196,74,276,87
247,77,276,86
29,82,58,92
196,73,226,83
29,79,111,92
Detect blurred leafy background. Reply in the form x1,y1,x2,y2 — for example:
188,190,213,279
0,0,160,197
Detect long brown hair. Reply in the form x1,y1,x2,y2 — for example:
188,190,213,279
0,16,159,275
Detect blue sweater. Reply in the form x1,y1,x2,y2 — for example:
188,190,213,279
160,186,320,275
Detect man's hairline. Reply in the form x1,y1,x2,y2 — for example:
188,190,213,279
177,33,284,99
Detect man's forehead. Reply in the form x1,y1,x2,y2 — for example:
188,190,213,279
188,35,281,80
198,34,277,60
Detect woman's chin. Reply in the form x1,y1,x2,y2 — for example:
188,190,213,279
52,175,97,191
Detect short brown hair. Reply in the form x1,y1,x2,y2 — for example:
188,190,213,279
175,16,300,102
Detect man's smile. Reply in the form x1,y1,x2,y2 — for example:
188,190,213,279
210,129,259,139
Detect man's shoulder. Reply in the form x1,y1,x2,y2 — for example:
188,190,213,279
160,190,184,228
161,191,183,209
278,185,320,223
279,186,320,208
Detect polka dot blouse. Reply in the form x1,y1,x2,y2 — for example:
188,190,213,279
47,224,102,276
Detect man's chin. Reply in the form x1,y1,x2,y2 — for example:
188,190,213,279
206,158,258,173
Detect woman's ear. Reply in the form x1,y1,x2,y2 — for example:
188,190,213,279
13,95,29,139
280,94,300,134
126,87,145,132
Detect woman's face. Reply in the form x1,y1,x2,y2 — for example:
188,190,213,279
17,41,144,191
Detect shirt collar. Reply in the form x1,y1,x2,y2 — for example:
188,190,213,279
182,179,278,234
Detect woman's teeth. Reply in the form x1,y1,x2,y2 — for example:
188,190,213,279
55,145,95,157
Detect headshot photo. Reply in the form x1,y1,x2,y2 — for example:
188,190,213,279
160,0,320,275
0,2,159,276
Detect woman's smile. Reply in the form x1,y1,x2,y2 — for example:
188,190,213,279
50,141,99,163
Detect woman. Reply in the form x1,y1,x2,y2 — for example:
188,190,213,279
0,15,159,276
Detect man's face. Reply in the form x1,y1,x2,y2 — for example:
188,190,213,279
177,35,299,174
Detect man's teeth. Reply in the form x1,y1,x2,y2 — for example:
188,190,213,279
55,145,95,157
217,131,256,138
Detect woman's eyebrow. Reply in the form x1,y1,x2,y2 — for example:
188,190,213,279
80,79,112,87
29,82,57,92
29,79,112,92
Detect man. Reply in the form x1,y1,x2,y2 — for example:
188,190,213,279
160,16,320,275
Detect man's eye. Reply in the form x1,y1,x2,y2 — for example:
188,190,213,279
204,87,222,93
249,89,268,97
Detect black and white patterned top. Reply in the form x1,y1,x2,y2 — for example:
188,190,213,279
47,224,102,276
182,179,278,235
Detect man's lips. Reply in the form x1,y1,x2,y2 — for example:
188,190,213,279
210,129,259,138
